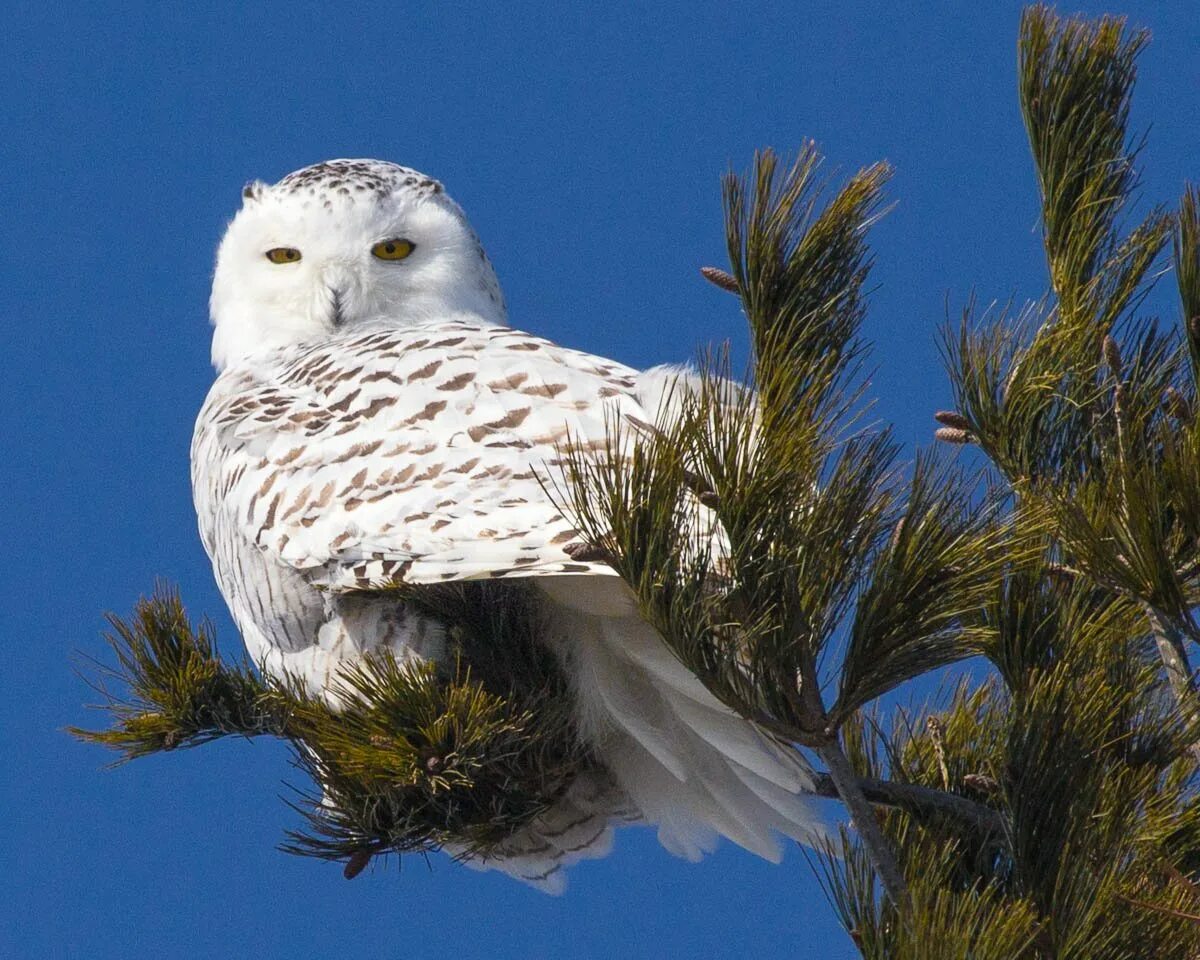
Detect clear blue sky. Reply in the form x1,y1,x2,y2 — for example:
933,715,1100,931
2,2,1196,957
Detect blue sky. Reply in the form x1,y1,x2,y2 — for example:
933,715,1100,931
2,2,1197,957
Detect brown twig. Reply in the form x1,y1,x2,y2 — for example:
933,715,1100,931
1143,605,1200,764
809,772,1005,835
1118,894,1200,925
926,716,950,790
816,738,911,907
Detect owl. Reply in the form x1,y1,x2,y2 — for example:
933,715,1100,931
192,159,821,892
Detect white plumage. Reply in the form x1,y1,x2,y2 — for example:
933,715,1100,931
192,159,822,891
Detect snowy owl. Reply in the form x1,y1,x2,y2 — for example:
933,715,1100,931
192,159,821,891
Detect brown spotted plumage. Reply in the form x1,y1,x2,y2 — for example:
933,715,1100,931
194,320,638,599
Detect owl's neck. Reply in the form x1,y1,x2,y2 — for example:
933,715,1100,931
210,301,508,372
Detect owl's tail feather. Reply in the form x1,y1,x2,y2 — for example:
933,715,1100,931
541,578,826,869
588,615,824,860
460,578,825,892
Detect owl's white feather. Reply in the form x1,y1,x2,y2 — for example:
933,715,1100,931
192,159,823,891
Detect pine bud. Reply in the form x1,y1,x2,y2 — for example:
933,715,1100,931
700,266,740,293
1102,334,1123,376
1165,386,1194,422
927,716,950,789
935,427,973,444
963,773,1000,794
934,410,971,430
682,468,716,500
1045,563,1076,585
344,849,373,880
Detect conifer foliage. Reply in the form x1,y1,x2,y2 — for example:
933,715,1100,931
75,5,1200,954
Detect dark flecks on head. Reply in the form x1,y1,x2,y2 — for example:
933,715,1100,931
275,160,445,202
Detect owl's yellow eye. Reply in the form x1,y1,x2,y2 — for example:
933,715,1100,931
265,247,302,264
372,238,416,261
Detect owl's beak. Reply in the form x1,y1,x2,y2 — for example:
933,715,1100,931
329,285,347,328
320,264,357,329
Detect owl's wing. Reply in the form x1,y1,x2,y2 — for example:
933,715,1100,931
193,320,659,592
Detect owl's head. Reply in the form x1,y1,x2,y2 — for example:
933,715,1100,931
209,159,507,370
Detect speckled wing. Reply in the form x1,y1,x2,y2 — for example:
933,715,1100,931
192,319,645,593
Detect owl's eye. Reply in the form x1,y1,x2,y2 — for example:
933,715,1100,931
265,247,302,264
372,238,416,261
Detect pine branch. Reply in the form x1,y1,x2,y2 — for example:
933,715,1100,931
556,149,939,905
948,8,1170,492
74,585,595,868
70,588,287,757
724,144,890,428
809,772,1004,835
1143,605,1200,763
811,831,1044,959
833,457,1016,722
954,7,1200,754
817,737,910,907
1179,184,1200,380
1019,4,1153,322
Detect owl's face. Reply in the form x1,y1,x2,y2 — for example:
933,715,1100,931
209,160,506,370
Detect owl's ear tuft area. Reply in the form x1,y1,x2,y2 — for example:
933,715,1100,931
242,180,267,203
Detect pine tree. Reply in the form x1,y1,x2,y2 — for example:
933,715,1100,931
74,5,1200,954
